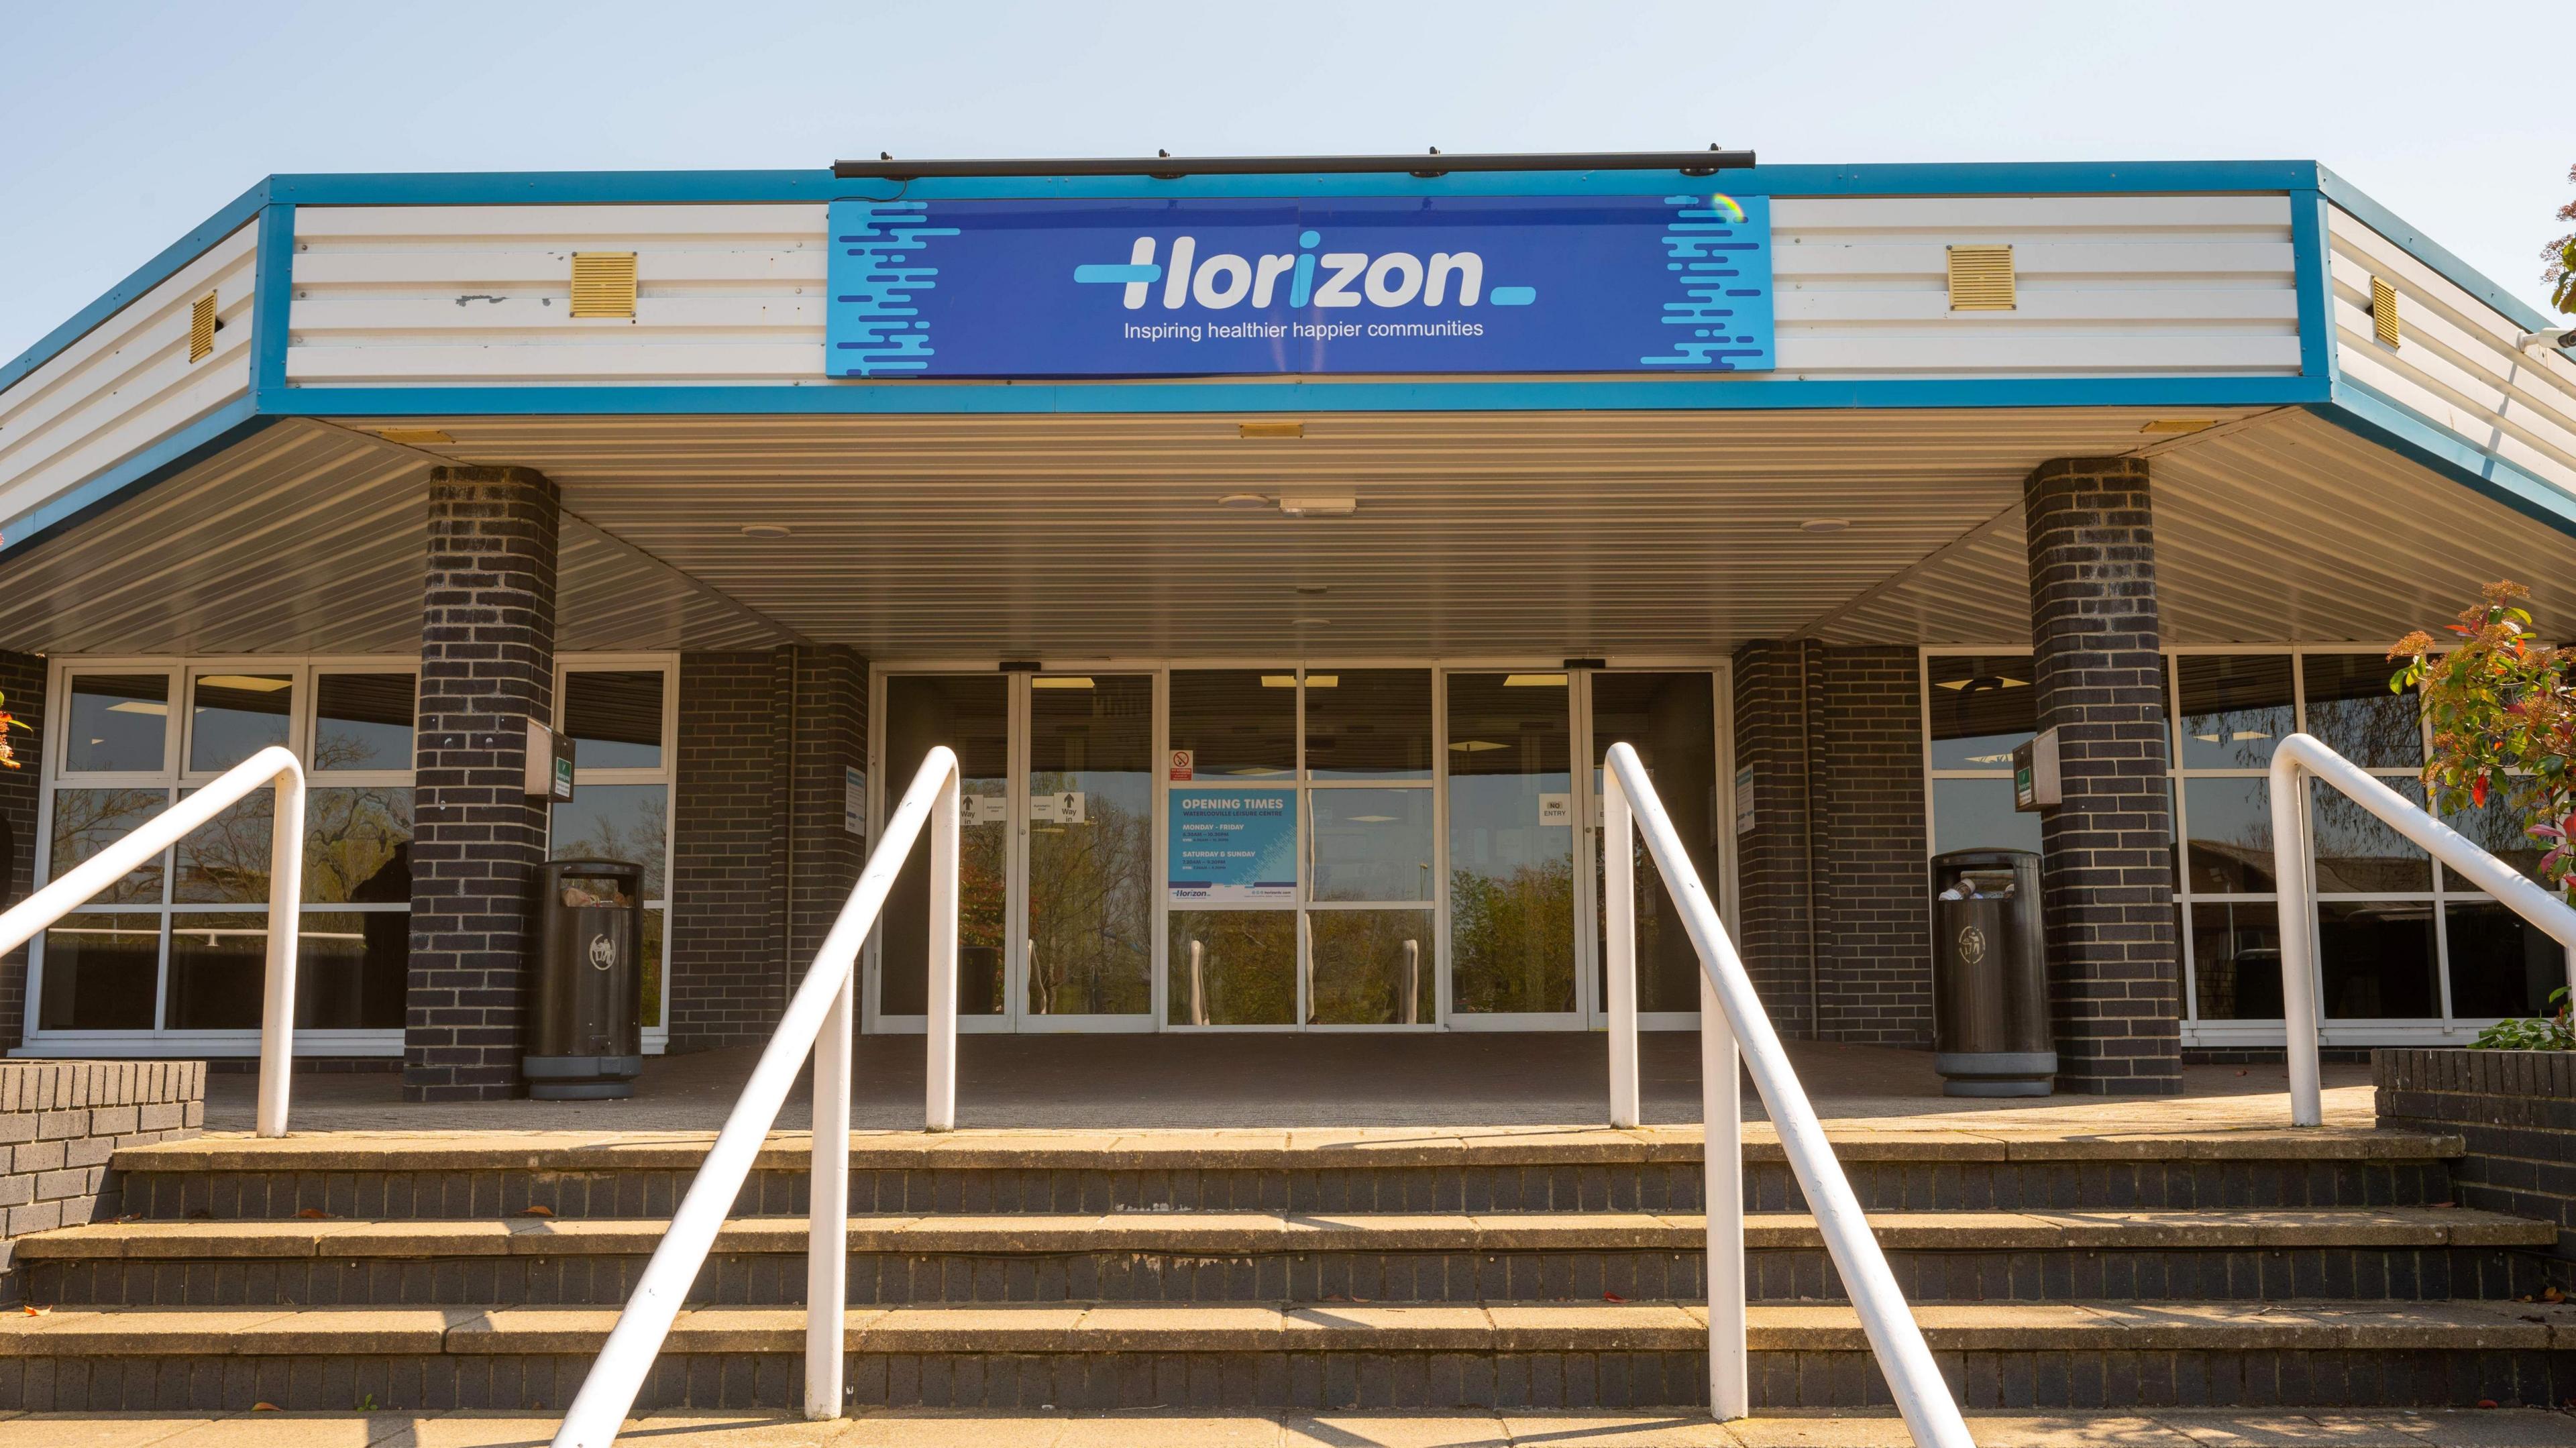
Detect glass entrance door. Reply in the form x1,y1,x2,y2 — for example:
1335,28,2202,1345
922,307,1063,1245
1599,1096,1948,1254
1586,671,1723,1024
1444,671,1581,1025
874,671,1159,1032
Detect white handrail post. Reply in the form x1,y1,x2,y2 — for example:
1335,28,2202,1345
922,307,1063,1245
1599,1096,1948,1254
804,966,852,1418
1604,766,1641,1129
257,757,307,1139
1701,967,1747,1419
924,767,961,1133
2268,748,2325,1128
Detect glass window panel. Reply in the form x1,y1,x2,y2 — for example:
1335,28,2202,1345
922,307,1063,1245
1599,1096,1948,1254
303,787,413,904
2444,901,2563,1019
1166,909,1295,1025
1310,788,1436,903
2312,775,2430,893
1591,671,1721,1015
2182,777,2275,894
1304,669,1432,779
314,674,415,772
294,909,408,1030
1026,675,1153,1017
174,789,273,903
188,673,292,774
1308,909,1436,1025
1168,670,1295,778
38,913,158,1030
563,671,665,770
2318,899,2438,1018
1446,673,1574,1015
48,788,168,905
65,674,169,774
2302,654,2423,769
1926,655,2036,771
164,911,270,1029
2176,655,2294,770
879,676,1008,1017
2190,900,2283,1020
2440,794,2546,892
550,785,667,900
1931,778,2043,856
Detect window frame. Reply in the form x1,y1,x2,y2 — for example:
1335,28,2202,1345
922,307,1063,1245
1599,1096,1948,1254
30,654,419,1058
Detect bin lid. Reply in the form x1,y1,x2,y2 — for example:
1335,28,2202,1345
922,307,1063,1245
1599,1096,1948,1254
542,857,645,882
1929,848,2037,867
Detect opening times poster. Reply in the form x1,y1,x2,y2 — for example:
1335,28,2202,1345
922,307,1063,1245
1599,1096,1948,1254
1167,789,1296,903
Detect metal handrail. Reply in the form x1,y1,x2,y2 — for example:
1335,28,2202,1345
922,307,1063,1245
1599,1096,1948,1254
552,746,961,1448
0,745,305,1138
2269,732,2576,1127
1601,742,1972,1447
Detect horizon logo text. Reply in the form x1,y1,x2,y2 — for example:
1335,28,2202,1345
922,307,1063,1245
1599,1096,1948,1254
1071,231,1538,312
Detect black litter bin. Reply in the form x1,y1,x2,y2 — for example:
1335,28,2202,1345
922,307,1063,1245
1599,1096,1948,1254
1929,849,2053,1097
526,858,645,1101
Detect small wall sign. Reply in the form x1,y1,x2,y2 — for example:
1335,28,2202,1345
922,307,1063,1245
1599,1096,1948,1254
1169,749,1195,781
1734,765,1757,835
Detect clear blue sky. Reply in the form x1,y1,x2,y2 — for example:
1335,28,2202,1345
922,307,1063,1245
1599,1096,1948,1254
3,0,2567,361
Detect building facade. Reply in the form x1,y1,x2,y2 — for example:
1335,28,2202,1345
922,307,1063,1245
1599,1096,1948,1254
1,156,2571,1098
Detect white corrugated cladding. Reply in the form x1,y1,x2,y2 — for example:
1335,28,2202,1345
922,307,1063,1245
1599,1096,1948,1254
0,221,257,526
2327,206,2576,499
1816,408,2576,648
282,195,2300,386
0,419,788,655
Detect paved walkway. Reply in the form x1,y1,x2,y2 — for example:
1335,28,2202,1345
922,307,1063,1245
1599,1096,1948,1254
213,1037,2374,1135
0,1408,2569,1447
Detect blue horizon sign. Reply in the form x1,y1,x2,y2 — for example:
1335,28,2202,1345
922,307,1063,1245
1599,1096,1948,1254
825,194,1773,379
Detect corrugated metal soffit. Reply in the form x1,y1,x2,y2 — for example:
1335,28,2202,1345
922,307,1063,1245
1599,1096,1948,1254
1945,245,2016,311
2369,276,2401,347
188,291,217,361
570,252,639,319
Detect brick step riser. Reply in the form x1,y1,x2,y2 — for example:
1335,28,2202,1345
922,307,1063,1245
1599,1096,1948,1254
110,1159,2462,1221
3,1345,2569,1413
29,1244,2551,1309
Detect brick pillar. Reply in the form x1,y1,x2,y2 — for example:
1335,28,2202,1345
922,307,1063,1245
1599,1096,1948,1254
406,466,559,1101
1730,640,1819,1039
0,653,43,1051
2023,456,2182,1095
1813,647,1933,1048
668,644,869,1052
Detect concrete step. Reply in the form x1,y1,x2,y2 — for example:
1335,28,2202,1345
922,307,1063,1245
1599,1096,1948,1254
21,1208,2557,1306
0,1299,2570,1412
109,1126,2469,1219
0,1408,2569,1448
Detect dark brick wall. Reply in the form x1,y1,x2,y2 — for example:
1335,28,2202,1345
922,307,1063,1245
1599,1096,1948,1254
2375,1048,2576,1289
1729,641,1818,1039
405,467,559,1102
669,645,867,1051
1813,647,1933,1048
1729,641,1931,1047
2023,456,2182,1095
0,653,43,1052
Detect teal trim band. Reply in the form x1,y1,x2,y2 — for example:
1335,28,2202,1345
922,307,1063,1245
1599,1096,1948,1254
2316,165,2555,333
0,397,271,559
2288,190,2339,386
2316,380,2576,541
250,203,296,403
0,179,271,395
260,159,2322,207
270,375,2329,419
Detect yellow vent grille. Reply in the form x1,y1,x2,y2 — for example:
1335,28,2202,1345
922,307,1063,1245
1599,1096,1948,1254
570,252,639,319
1945,245,2015,311
188,292,217,362
2369,276,2400,347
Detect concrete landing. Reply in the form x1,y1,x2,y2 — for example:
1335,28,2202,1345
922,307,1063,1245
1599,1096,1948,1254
0,1408,2568,1446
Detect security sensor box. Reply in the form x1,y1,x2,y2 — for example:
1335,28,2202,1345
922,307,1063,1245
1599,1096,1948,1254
526,719,576,803
2012,727,2061,812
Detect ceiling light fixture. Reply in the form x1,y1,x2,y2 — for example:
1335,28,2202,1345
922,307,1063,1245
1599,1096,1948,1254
1029,677,1095,689
741,523,792,539
1238,421,1303,439
1278,494,1356,518
1216,493,1270,509
1799,518,1851,535
1290,617,1332,626
1503,673,1568,687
